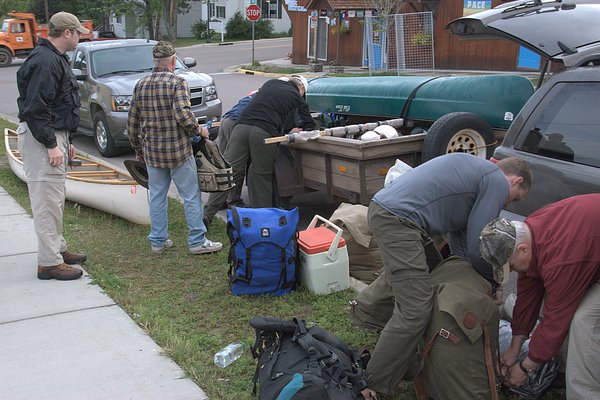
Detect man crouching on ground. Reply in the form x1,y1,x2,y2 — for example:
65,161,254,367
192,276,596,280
359,153,532,399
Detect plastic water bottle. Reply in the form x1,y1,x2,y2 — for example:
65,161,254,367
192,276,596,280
213,342,245,368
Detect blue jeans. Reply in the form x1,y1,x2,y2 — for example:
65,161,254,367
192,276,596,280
146,155,207,248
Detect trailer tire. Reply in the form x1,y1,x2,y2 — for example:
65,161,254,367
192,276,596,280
0,48,13,67
422,112,495,162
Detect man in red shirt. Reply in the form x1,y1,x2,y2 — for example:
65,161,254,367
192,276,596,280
479,194,600,399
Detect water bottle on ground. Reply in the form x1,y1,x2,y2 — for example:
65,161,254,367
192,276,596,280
214,342,245,368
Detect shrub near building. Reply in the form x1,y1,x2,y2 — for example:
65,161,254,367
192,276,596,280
224,11,273,40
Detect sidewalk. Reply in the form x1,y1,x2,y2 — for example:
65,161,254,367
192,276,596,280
0,186,207,399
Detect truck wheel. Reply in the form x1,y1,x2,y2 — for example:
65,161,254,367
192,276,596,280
93,111,119,157
0,48,13,67
422,112,495,162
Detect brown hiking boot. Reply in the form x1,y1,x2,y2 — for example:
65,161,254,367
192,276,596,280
61,251,87,265
38,264,83,280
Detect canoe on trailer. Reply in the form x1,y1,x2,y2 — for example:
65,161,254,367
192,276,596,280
4,128,150,225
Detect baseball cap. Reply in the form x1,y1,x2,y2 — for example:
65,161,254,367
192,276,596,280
49,12,90,34
479,218,516,284
291,74,308,92
153,41,176,59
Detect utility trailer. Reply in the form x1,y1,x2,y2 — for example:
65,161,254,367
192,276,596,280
275,74,534,205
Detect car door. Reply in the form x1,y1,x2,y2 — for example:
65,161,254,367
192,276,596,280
72,49,92,129
500,79,600,216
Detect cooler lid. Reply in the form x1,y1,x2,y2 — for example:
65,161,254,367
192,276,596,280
298,226,346,254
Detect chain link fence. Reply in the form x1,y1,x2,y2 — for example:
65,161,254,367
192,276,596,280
365,12,435,75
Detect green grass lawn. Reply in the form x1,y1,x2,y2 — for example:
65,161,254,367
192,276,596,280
0,119,565,399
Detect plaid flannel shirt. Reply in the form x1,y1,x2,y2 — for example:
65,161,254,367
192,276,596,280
127,66,199,168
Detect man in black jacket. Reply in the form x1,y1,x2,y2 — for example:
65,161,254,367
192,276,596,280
204,76,314,222
16,12,89,280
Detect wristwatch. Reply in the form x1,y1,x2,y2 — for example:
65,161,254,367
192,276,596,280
519,360,536,378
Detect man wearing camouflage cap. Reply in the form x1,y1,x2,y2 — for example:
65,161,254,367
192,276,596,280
127,41,222,255
479,194,600,399
16,12,90,280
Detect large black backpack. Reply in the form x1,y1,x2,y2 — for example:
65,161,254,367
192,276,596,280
249,317,367,400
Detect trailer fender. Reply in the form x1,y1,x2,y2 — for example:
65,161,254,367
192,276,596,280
422,112,495,162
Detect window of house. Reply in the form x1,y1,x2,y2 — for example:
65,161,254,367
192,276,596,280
260,0,282,19
515,82,600,167
216,6,225,19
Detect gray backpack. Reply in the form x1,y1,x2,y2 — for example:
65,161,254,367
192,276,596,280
193,139,235,192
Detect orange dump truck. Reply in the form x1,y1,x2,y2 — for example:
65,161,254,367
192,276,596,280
0,12,93,67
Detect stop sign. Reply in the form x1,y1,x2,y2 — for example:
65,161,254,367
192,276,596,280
246,4,261,21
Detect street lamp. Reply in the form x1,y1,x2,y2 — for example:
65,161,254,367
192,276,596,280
206,1,211,43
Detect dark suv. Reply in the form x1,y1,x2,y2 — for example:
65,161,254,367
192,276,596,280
448,0,600,217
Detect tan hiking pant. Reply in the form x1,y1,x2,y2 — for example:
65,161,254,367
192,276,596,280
567,282,600,399
17,122,68,266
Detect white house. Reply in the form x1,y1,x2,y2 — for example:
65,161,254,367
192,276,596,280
178,0,292,38
108,0,291,39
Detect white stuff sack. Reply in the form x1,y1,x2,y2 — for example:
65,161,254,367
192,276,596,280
384,159,413,187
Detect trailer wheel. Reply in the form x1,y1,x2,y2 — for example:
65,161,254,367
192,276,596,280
94,111,119,157
422,112,496,162
0,48,13,67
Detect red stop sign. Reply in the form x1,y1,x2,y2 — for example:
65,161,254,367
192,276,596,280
246,4,261,21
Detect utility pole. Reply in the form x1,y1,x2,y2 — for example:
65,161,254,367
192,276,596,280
206,1,211,43
44,0,49,23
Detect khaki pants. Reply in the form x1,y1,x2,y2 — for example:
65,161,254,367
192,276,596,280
17,122,68,266
215,117,244,207
567,282,600,399
362,203,442,394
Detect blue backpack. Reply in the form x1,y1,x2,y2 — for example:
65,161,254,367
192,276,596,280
227,207,299,296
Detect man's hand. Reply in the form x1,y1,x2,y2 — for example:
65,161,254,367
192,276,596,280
47,146,64,167
500,345,521,385
199,126,209,139
506,363,528,387
493,286,504,305
361,388,377,400
68,144,76,161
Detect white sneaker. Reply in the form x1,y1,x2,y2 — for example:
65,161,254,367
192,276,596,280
151,239,173,255
189,239,223,255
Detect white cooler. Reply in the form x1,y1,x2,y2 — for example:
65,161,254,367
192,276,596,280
298,215,349,295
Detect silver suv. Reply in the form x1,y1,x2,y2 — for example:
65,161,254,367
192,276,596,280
70,39,222,157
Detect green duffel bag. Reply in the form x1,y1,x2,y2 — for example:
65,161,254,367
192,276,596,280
418,256,500,400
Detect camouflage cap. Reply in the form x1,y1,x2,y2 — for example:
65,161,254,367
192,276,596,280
49,11,90,34
153,41,176,59
479,218,516,284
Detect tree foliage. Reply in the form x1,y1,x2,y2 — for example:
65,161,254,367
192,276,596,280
368,0,403,19
225,10,273,40
0,0,33,20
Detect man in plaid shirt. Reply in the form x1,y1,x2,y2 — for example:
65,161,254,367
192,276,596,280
127,41,222,255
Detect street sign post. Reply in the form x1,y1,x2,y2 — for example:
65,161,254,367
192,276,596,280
246,4,261,65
